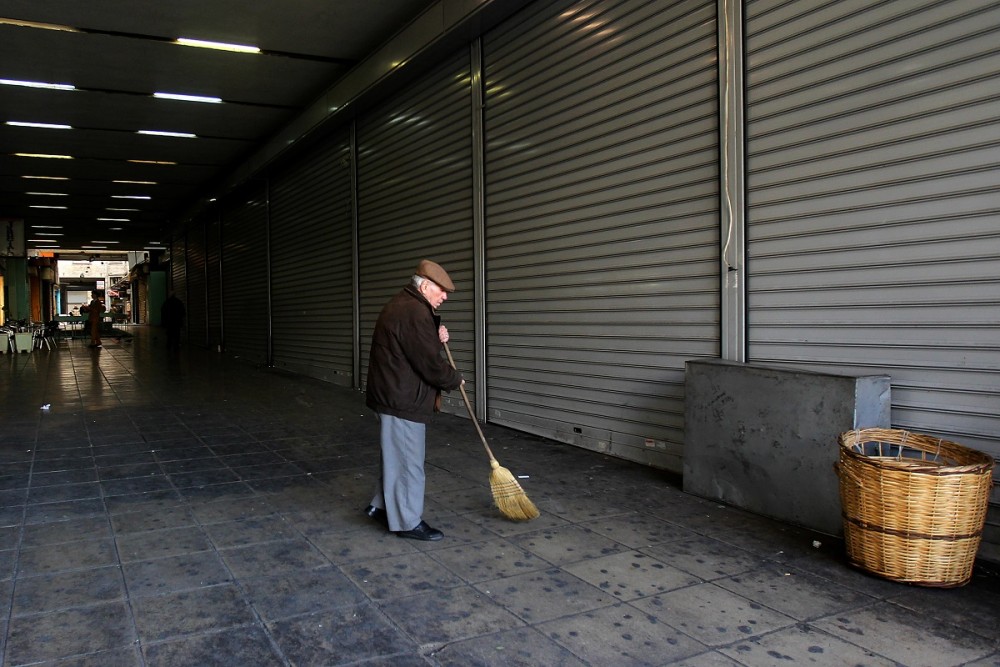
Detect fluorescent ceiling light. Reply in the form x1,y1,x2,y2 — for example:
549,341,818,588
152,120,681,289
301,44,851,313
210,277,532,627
127,159,177,165
113,180,157,185
31,225,63,229
29,205,67,209
107,207,140,211
82,246,107,249
111,195,151,200
22,175,69,180
175,37,260,54
0,18,79,32
6,121,72,130
98,218,130,222
0,78,75,91
154,92,222,104
137,129,197,138
109,227,123,231
35,232,64,236
14,153,74,159
91,241,120,244
28,239,61,242
26,192,68,196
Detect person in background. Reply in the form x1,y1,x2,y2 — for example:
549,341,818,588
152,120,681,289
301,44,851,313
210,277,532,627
161,292,186,350
83,292,106,348
364,260,464,541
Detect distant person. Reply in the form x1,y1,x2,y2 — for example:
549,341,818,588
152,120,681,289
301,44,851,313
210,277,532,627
82,292,106,348
161,292,186,350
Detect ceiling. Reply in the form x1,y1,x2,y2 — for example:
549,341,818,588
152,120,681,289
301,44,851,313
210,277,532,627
0,0,437,254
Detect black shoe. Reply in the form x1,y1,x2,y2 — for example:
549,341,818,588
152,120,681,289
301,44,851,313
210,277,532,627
364,505,388,527
395,520,443,541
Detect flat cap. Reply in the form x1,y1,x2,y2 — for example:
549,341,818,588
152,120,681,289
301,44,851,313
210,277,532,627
415,259,455,292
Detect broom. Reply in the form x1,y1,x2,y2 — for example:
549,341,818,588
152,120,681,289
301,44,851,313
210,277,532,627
444,343,539,521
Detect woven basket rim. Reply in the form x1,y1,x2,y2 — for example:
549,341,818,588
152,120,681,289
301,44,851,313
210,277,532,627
839,428,995,473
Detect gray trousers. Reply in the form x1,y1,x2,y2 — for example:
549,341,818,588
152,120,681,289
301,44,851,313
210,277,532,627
369,413,426,532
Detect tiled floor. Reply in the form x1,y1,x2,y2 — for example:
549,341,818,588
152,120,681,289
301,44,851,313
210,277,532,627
1,329,998,667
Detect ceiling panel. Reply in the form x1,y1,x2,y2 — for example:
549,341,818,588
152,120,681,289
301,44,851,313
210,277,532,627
0,1,437,252
2,0,434,59
0,27,349,105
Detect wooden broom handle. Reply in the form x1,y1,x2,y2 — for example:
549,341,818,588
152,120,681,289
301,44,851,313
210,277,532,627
443,342,497,463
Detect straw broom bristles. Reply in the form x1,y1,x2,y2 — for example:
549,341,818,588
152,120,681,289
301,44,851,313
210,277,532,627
489,459,540,521
444,343,539,521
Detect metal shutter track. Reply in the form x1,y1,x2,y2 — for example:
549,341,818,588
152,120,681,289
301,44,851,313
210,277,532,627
483,0,720,470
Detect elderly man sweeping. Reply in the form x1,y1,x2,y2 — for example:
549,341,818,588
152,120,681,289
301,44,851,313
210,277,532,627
364,260,464,541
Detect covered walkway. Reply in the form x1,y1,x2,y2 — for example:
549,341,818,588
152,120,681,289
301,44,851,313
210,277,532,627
1,330,997,666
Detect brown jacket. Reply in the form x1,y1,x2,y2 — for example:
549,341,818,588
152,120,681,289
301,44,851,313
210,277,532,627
365,284,462,423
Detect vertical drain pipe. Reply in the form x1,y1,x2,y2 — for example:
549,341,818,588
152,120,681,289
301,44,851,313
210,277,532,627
718,0,747,362
470,38,488,421
350,121,362,390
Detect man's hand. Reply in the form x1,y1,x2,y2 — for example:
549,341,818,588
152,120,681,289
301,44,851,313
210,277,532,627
438,325,449,343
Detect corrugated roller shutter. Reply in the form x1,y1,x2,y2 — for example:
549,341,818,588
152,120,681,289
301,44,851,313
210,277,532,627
221,183,268,365
186,219,208,348
270,133,355,385
206,214,222,350
482,0,720,470
745,0,1000,548
170,234,186,305
357,49,475,413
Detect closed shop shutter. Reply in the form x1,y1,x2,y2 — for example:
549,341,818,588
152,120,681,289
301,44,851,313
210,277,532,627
169,233,186,306
185,218,208,348
745,0,1000,546
206,214,223,350
482,0,721,470
221,183,268,364
269,133,355,385
357,49,476,412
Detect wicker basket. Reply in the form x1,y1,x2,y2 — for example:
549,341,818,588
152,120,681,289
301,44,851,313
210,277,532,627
837,428,994,587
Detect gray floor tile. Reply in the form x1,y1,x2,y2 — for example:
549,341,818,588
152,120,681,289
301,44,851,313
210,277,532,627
714,563,877,621
509,524,626,566
116,525,213,562
5,601,135,665
241,566,367,621
539,603,709,666
268,603,416,665
121,551,232,598
563,550,701,602
719,623,898,667
475,567,617,624
628,582,797,648
431,626,589,667
143,624,284,667
131,583,255,642
812,600,996,666
219,538,329,578
641,534,766,581
202,515,299,549
381,584,525,644
11,566,125,616
19,516,112,549
17,538,118,576
345,551,466,600
429,537,554,583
